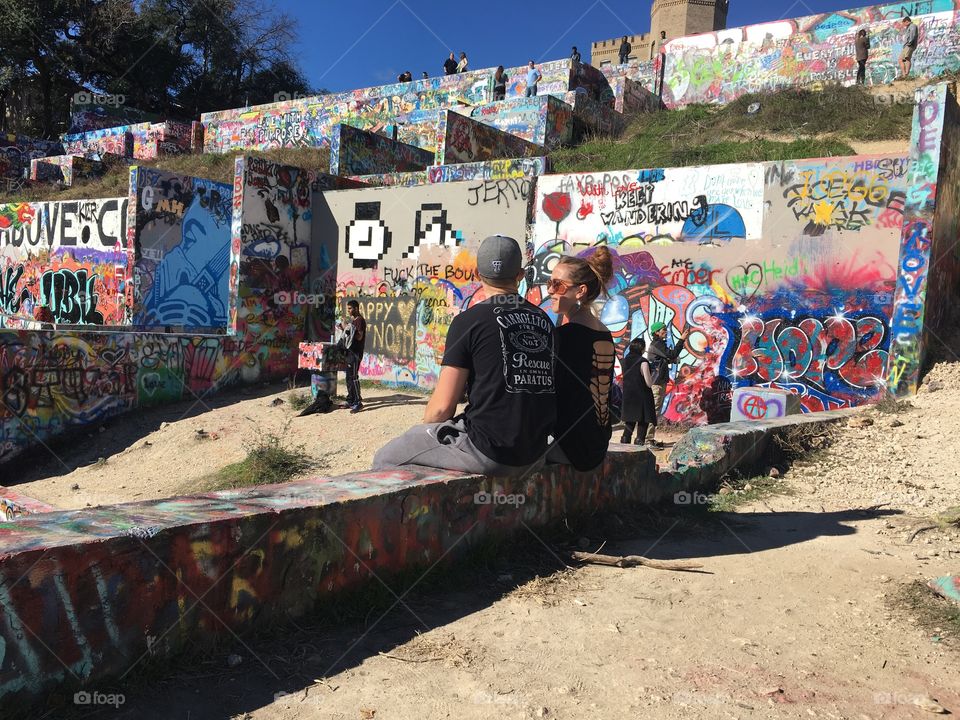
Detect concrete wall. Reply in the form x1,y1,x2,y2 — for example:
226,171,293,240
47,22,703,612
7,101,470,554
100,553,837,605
61,123,142,160
0,198,131,328
887,84,957,394
0,135,64,182
661,3,960,107
68,96,164,134
467,95,575,150
130,168,235,333
319,178,531,387
329,124,435,176
437,111,543,165
532,154,910,422
29,155,106,186
426,157,550,184
0,407,851,710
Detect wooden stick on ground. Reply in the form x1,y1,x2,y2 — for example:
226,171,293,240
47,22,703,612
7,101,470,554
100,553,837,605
571,551,704,572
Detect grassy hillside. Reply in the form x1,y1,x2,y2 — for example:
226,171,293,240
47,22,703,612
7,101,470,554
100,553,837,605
1,147,331,204
552,85,914,173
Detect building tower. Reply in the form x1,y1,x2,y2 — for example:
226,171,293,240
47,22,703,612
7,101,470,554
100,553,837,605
590,0,729,66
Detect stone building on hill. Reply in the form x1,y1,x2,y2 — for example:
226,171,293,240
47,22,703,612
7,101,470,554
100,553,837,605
591,0,729,65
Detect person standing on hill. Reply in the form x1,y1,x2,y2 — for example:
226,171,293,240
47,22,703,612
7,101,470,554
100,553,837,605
493,65,508,100
619,36,632,64
898,16,919,80
444,52,458,75
525,61,543,97
457,52,469,73
645,321,689,448
855,29,870,85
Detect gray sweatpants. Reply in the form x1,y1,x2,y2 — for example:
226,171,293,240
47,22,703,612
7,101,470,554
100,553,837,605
372,418,543,476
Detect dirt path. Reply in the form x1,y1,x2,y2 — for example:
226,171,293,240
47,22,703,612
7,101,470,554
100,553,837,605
28,360,956,720
7,383,682,510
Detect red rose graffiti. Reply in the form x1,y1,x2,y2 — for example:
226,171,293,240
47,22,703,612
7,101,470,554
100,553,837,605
542,192,571,237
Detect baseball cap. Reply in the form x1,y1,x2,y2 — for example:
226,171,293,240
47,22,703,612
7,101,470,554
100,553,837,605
650,322,666,333
476,234,523,281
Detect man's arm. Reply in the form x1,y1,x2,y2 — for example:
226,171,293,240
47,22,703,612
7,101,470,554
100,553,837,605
423,366,469,423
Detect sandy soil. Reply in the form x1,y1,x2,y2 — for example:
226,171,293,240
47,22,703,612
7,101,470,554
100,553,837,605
11,361,960,720
8,383,681,510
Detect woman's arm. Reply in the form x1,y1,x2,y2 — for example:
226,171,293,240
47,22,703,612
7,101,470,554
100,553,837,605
641,361,654,388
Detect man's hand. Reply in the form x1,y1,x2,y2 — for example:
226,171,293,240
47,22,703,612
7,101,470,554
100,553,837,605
423,366,469,423
680,327,692,340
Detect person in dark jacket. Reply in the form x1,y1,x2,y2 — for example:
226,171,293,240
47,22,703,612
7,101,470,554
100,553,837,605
645,321,689,448
493,65,508,100
855,29,870,85
619,36,632,64
443,52,458,75
619,336,657,446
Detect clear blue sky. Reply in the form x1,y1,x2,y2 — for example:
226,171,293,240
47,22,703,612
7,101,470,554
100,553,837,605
273,0,856,93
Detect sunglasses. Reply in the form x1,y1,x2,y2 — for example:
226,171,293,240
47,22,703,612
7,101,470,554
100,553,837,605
546,278,573,294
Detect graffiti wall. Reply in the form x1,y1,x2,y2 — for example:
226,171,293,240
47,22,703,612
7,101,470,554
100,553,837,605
661,3,960,107
427,156,550,184
318,178,531,386
0,135,63,183
329,123,435,176
61,124,143,160
0,198,130,328
468,95,574,150
438,111,542,165
233,155,315,364
532,153,913,422
886,83,954,395
924,87,960,350
130,168,234,332
29,155,106,186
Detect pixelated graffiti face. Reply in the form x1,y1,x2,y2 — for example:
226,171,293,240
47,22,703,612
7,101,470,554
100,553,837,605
346,202,392,269
323,176,529,387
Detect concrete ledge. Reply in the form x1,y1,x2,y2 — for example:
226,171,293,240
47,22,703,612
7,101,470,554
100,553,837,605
0,410,852,706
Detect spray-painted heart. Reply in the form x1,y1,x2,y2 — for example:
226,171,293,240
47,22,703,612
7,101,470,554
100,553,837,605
725,263,763,299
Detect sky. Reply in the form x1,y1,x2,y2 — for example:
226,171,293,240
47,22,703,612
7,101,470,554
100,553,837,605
272,0,859,93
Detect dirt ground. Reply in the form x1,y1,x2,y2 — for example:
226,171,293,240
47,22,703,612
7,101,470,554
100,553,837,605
8,383,681,510
11,360,960,720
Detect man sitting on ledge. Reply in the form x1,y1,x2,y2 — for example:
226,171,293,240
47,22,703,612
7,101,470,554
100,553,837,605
373,235,556,475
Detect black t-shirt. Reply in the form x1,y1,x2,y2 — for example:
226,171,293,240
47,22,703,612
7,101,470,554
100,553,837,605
442,294,556,467
348,316,366,356
554,323,614,471
444,58,458,74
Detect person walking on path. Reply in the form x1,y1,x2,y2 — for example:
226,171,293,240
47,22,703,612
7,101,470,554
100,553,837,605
619,336,657,446
855,29,870,85
546,248,616,471
493,65,508,101
645,321,689,448
372,235,556,475
898,16,919,80
619,36,632,65
457,52,469,73
444,52,458,75
339,300,366,413
525,61,543,97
